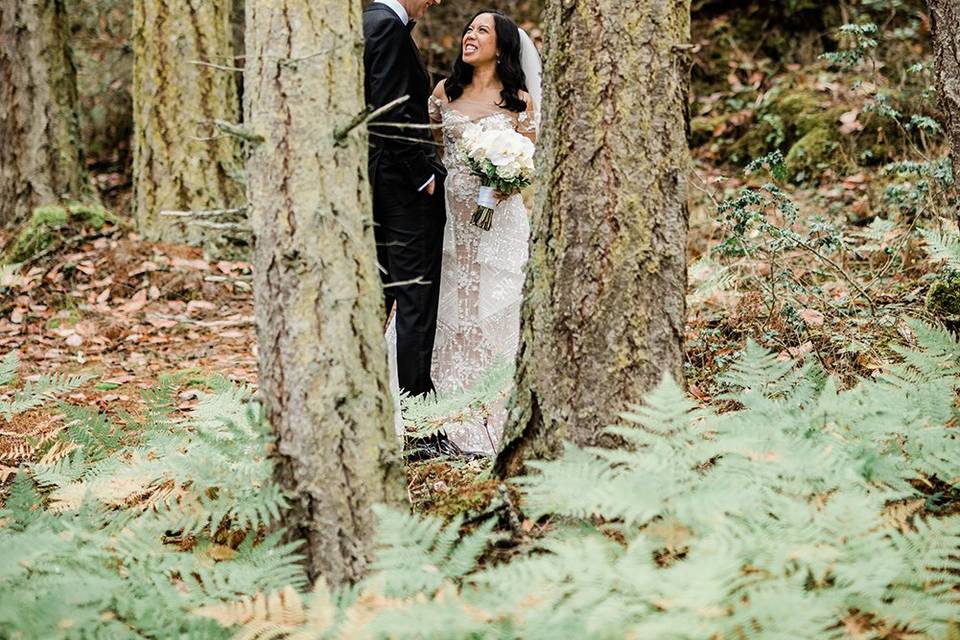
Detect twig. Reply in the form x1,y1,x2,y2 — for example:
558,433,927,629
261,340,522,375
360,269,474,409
367,131,444,147
214,120,265,145
864,216,919,291
185,220,252,231
188,59,244,72
149,314,255,328
372,121,445,131
383,277,432,289
160,206,248,218
333,95,410,146
792,236,877,315
279,41,352,68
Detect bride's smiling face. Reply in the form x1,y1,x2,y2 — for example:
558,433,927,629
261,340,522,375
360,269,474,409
461,13,498,66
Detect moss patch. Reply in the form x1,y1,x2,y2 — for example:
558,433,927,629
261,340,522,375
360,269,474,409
925,276,960,317
786,126,846,179
2,203,118,265
691,69,930,181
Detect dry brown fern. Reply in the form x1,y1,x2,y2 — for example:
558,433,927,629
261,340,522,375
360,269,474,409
194,586,313,640
883,498,926,532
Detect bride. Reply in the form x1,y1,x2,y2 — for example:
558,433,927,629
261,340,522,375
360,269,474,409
389,10,541,455
427,10,541,453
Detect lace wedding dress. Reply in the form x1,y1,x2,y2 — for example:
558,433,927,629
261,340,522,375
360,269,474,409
386,93,537,453
427,94,537,452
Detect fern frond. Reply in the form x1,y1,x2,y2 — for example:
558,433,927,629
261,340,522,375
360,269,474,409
0,351,18,388
921,228,960,269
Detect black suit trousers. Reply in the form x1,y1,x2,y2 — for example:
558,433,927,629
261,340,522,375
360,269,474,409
374,174,446,397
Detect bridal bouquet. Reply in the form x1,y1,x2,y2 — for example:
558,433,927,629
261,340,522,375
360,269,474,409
459,123,536,231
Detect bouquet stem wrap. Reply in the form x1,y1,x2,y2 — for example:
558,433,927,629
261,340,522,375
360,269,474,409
472,185,497,231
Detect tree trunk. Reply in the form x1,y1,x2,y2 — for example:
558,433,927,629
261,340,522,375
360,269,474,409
0,0,91,229
496,0,691,477
132,0,242,243
245,0,405,586
929,0,960,222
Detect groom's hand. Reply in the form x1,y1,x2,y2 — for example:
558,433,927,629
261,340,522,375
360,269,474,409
425,180,436,196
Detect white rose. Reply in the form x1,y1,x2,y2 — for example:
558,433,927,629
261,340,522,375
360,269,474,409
498,161,520,180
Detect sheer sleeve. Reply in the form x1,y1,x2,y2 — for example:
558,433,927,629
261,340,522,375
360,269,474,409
428,95,443,124
516,94,538,141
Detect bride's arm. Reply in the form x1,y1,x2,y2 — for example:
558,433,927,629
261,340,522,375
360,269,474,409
516,91,538,144
430,81,446,159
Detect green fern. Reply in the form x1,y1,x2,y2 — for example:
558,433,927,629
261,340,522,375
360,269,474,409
216,320,960,640
922,228,960,269
0,351,18,387
0,371,89,420
0,355,299,640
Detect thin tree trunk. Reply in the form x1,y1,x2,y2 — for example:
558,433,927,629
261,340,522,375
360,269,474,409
0,0,92,229
245,0,404,586
929,0,960,223
132,0,242,243
496,0,691,477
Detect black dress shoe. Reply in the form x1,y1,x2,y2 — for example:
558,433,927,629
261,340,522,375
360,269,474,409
404,432,486,462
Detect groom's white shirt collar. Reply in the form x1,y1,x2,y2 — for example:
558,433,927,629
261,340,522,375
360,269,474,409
375,0,409,25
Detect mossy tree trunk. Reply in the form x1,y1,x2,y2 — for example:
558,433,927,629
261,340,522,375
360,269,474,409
132,0,242,243
495,0,691,477
929,0,960,222
245,0,404,585
0,0,92,230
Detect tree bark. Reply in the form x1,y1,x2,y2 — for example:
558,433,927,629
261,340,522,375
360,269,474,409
132,0,242,243
929,0,960,222
495,0,691,477
245,0,405,586
0,0,92,229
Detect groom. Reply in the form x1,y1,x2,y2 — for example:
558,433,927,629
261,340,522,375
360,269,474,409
363,0,456,458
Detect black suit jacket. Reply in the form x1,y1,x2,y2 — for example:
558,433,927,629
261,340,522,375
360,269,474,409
363,3,445,201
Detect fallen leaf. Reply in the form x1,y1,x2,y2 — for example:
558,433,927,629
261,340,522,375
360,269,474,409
799,308,825,327
839,109,863,135
120,289,148,314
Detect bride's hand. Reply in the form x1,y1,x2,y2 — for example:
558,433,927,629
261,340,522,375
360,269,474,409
494,190,512,202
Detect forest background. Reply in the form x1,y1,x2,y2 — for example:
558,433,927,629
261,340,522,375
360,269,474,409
2,0,960,637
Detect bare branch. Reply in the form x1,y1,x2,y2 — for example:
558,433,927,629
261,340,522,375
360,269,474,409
215,120,265,144
160,206,248,218
333,95,411,146
188,59,244,72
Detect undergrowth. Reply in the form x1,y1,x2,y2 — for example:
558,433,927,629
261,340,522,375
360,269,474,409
6,318,957,638
201,319,959,639
0,359,300,639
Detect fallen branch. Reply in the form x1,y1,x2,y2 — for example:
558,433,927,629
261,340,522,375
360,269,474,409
148,314,256,328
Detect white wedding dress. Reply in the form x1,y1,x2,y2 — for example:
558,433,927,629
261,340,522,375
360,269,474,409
387,27,542,454
426,94,537,452
386,95,537,453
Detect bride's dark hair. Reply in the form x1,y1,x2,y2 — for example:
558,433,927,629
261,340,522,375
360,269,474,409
444,10,528,113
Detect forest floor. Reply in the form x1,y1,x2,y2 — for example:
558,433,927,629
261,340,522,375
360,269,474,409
0,157,945,516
